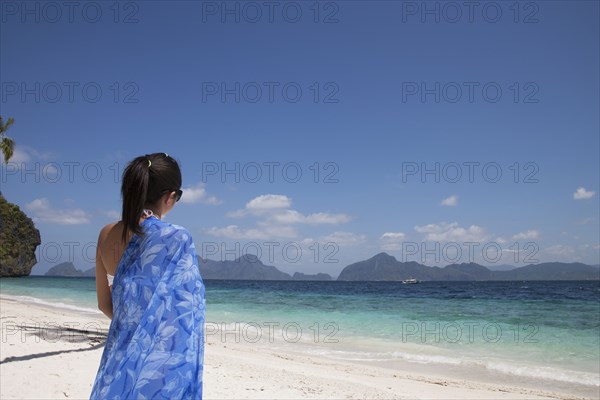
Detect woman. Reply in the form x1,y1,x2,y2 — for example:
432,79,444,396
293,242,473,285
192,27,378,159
90,153,205,399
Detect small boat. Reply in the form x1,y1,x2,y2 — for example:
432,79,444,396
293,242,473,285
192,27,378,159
402,278,419,284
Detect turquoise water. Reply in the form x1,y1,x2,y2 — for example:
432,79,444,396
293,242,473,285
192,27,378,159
1,277,599,393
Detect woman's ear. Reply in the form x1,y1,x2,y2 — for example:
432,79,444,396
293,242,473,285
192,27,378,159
161,192,172,206
166,191,177,205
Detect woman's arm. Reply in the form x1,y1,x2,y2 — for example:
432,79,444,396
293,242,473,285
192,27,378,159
95,226,113,320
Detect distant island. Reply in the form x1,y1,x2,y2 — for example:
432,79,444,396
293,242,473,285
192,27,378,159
43,252,599,281
336,252,600,281
43,255,334,281
198,254,293,280
45,262,96,277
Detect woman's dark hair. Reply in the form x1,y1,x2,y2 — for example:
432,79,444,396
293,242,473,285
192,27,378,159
120,153,182,243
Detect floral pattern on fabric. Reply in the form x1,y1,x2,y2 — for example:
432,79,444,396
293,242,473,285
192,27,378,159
90,216,205,400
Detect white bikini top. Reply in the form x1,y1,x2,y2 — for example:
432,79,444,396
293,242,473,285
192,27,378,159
107,273,114,287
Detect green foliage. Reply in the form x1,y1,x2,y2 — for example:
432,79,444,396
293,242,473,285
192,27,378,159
0,116,16,164
0,116,15,134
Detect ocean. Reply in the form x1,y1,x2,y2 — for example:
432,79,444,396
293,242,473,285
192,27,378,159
1,277,599,396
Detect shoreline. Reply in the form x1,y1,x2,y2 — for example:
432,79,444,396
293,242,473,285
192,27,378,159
1,296,596,399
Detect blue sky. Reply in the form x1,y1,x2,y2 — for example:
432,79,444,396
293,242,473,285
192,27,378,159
1,1,598,276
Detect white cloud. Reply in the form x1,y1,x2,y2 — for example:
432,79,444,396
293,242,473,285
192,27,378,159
414,222,488,242
226,194,351,225
204,223,297,240
512,230,540,240
573,187,596,200
379,232,407,251
270,210,351,225
204,225,269,240
380,232,406,240
320,231,367,247
180,183,222,205
247,194,291,210
440,195,458,207
26,198,91,225
213,194,351,241
226,194,291,218
255,220,299,237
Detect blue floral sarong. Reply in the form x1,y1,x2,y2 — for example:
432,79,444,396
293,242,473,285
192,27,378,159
90,216,205,399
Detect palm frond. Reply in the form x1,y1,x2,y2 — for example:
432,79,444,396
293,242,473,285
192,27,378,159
0,116,15,135
1,136,15,164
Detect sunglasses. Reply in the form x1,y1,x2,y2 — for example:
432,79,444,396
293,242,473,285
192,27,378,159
162,188,183,202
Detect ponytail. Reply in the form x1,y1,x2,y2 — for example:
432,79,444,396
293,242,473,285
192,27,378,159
120,153,182,243
121,156,150,243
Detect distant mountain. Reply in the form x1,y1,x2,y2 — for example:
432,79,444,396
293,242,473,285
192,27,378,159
439,262,493,281
45,262,95,277
337,252,431,281
292,272,332,281
337,253,600,281
486,263,518,272
198,254,292,280
492,262,600,281
46,262,82,277
41,253,600,281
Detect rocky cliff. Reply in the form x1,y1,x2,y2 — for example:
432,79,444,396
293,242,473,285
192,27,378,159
0,193,41,277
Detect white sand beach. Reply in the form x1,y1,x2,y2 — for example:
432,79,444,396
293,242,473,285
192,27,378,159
0,296,592,400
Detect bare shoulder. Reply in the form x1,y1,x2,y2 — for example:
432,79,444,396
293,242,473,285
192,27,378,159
98,221,118,237
98,221,124,243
